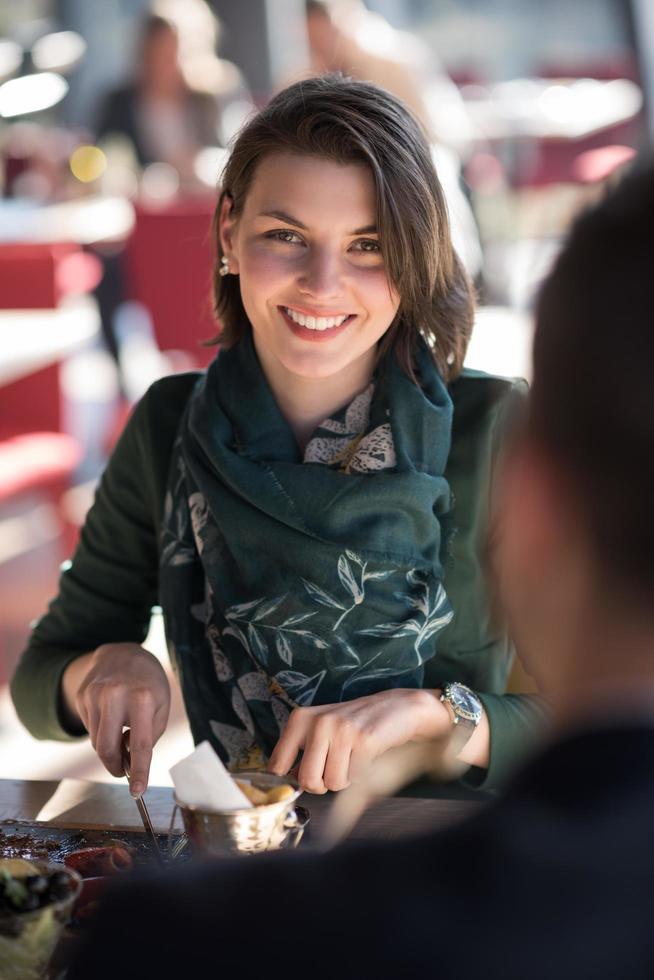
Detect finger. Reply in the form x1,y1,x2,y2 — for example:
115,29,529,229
348,745,376,785
81,689,101,749
152,702,170,743
268,708,309,775
297,718,331,794
126,690,156,797
75,685,95,738
94,698,127,778
323,739,352,793
79,696,97,745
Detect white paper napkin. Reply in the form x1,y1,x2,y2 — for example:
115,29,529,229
170,741,253,811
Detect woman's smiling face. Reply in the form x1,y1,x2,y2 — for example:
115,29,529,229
219,153,400,383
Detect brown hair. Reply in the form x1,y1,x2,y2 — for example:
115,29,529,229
209,74,474,382
528,157,654,599
138,14,178,56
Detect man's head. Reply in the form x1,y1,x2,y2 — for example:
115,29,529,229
496,160,654,694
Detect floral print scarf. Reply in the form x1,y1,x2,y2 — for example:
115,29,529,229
159,334,454,769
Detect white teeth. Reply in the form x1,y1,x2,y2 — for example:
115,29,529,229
283,307,349,330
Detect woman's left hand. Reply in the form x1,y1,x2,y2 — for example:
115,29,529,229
267,688,452,794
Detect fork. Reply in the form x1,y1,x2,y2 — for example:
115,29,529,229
121,729,165,868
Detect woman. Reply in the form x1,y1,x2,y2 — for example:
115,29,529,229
92,8,252,373
96,9,250,176
12,76,543,796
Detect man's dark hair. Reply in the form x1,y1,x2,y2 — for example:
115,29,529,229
305,0,331,16
529,157,654,598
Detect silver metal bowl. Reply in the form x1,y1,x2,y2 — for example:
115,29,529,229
172,771,309,857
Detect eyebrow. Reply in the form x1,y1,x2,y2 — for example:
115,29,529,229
257,209,377,236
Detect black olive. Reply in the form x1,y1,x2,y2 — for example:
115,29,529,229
47,871,71,901
1,876,29,911
23,893,41,912
25,875,48,895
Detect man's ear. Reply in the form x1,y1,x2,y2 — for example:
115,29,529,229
218,194,240,274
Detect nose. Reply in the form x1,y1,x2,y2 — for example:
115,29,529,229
296,246,343,301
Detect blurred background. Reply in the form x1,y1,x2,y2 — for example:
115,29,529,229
0,0,651,786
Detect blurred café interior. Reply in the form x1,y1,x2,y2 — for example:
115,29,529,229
0,0,651,785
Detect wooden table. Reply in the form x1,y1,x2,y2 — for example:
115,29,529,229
0,777,479,977
0,777,479,844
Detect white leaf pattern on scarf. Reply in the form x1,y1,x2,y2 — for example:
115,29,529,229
189,493,209,550
347,424,397,472
313,383,374,436
304,382,397,473
209,720,255,770
231,686,255,735
185,373,450,759
238,672,271,702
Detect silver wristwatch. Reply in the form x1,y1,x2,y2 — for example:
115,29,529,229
439,681,483,756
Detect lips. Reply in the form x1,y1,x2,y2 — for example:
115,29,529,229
278,305,356,342
281,305,352,331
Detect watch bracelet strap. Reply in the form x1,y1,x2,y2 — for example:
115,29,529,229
446,715,475,757
437,682,478,758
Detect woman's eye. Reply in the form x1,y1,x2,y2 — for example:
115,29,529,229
265,230,304,245
351,238,381,254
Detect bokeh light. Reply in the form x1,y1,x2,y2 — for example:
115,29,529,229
0,39,22,81
140,162,180,201
69,144,107,183
0,72,68,118
31,31,87,73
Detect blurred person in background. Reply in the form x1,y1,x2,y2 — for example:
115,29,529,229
69,156,654,980
92,1,252,373
11,75,545,804
303,0,475,154
95,3,250,183
300,0,482,279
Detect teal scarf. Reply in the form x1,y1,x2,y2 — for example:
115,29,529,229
159,334,454,769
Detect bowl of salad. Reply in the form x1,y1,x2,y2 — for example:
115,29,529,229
0,857,81,980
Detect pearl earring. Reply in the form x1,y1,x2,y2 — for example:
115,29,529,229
219,256,230,277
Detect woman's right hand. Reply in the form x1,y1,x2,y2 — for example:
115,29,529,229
63,643,171,796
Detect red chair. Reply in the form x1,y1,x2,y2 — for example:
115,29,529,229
0,432,81,507
0,242,96,553
572,145,637,184
124,197,218,368
514,56,643,189
0,241,93,445
0,243,101,309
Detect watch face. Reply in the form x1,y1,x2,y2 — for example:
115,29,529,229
447,683,482,724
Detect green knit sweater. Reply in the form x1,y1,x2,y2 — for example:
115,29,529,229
11,368,546,789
